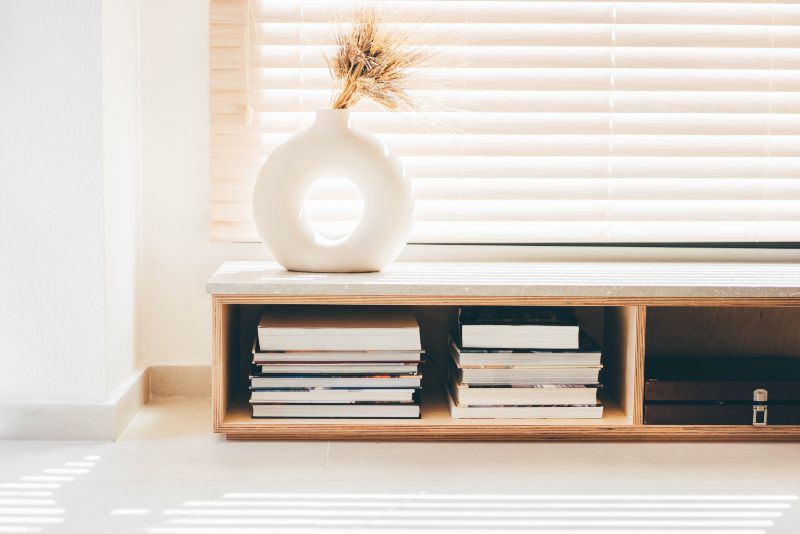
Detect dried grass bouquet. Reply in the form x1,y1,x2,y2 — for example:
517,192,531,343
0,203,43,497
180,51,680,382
326,7,428,110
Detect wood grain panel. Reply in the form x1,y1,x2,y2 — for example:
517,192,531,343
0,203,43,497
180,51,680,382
211,295,800,441
224,426,800,442
647,306,800,357
634,306,646,424
586,305,644,425
211,298,231,431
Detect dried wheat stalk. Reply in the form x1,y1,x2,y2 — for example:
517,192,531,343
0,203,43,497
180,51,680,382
325,7,428,110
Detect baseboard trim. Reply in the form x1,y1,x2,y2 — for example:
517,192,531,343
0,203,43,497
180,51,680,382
0,366,213,440
0,368,149,441
113,369,150,437
148,365,211,400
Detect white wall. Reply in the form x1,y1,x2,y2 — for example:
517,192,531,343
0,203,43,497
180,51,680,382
0,0,142,406
139,0,265,369
0,1,108,404
102,0,142,394
0,0,241,398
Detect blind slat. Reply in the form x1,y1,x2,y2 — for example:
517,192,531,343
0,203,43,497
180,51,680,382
214,199,800,222
222,67,800,92
254,22,799,48
212,178,800,200
243,44,800,69
235,133,800,157
210,155,800,180
255,1,800,26
239,89,799,114
213,111,800,135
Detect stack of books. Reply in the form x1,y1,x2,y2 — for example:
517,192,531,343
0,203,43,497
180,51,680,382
447,307,603,419
250,306,423,418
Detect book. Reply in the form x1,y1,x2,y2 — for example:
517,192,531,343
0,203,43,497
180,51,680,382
646,380,800,402
253,349,423,364
645,404,800,426
255,363,420,375
646,356,800,402
450,336,601,367
454,367,601,386
644,356,800,425
451,382,599,407
447,387,602,419
250,374,422,389
646,356,800,382
451,345,601,385
250,388,416,404
252,403,420,418
457,307,579,349
257,306,421,351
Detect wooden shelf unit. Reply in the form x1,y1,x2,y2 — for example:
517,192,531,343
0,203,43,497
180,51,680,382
208,262,800,441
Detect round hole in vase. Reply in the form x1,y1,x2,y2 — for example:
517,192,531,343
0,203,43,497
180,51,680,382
302,176,365,246
253,109,414,273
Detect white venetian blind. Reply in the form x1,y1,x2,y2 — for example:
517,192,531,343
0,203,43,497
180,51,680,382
209,0,800,243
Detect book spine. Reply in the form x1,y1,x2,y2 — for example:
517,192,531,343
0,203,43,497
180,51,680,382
645,381,800,402
644,404,800,425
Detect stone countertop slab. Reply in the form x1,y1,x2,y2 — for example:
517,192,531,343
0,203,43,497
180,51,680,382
207,261,800,299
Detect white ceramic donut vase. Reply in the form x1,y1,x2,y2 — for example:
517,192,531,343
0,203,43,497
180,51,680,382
252,109,414,272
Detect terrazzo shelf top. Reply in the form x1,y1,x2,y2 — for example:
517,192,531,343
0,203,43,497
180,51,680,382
207,261,800,299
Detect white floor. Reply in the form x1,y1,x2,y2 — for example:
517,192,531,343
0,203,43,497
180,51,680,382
1,399,799,534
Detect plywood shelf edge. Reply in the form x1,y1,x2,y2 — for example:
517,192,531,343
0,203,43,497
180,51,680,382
209,262,800,442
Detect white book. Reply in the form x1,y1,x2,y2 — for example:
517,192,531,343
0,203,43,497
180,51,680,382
447,387,603,419
252,403,420,418
456,366,601,386
250,389,415,404
451,382,599,407
451,349,601,385
451,337,601,367
250,375,422,389
255,363,419,375
462,325,579,350
258,307,421,351
253,350,423,364
459,308,579,350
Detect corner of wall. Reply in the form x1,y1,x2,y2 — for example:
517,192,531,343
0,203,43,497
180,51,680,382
101,0,144,396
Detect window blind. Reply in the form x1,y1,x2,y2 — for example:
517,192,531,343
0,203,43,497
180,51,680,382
209,0,800,243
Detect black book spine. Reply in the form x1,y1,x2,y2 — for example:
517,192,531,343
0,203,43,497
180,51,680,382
645,404,800,425
645,380,800,402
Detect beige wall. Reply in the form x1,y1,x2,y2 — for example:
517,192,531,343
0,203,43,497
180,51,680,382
139,0,266,368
